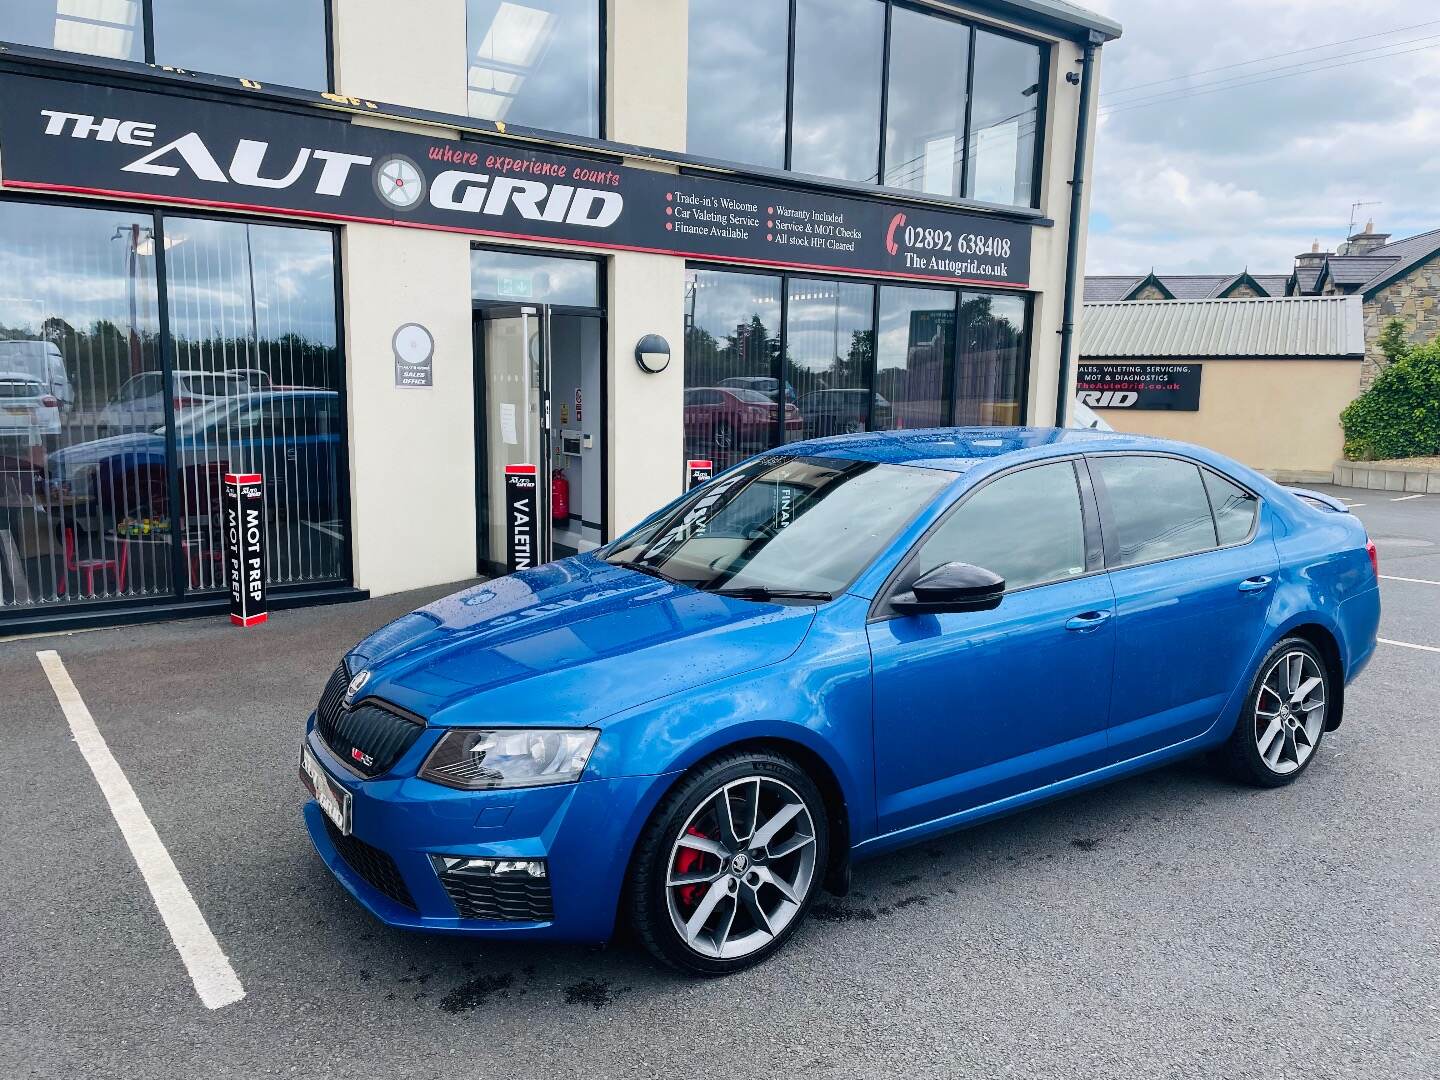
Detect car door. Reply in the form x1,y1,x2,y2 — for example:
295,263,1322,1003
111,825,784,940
1089,454,1278,760
867,458,1116,835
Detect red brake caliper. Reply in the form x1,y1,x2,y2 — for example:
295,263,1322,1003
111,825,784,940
674,827,710,907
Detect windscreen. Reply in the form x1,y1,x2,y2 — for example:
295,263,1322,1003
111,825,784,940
604,456,953,595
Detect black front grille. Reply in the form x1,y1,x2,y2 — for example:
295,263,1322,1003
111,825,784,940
434,861,555,922
315,662,424,778
324,818,416,910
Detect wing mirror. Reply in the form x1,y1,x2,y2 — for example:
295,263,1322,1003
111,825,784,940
892,562,1006,614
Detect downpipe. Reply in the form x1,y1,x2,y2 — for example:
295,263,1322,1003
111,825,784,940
1054,34,1102,427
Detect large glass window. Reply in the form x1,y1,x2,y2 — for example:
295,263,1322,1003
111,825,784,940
884,6,969,197
967,29,1043,207
685,2,1046,206
152,0,329,88
0,199,345,618
790,0,885,182
1204,470,1258,546
472,249,599,306
956,292,1025,426
1,1,329,88
683,268,782,472
1096,456,1218,567
0,0,143,61
914,461,1085,591
683,267,1029,479
785,278,875,442
686,0,788,169
875,286,954,430
466,0,601,137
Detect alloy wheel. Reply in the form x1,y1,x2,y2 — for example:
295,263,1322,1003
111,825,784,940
665,776,817,960
1254,649,1326,775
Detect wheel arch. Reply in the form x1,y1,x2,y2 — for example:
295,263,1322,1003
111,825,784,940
1281,622,1346,731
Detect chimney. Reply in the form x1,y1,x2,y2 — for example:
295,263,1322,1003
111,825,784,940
1345,219,1391,256
1294,239,1327,269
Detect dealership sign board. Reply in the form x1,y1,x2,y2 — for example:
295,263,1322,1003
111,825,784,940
224,472,267,627
503,464,538,573
0,72,1032,290
1076,363,1203,411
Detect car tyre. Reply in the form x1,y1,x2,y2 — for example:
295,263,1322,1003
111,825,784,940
1222,637,1331,788
628,750,829,976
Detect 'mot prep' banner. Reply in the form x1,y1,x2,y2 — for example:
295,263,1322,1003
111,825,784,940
0,72,1031,289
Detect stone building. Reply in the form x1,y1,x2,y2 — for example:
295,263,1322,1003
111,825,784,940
1085,220,1440,388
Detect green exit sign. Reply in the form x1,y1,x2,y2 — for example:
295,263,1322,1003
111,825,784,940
497,274,533,298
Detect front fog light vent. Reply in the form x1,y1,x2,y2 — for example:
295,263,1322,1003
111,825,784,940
431,855,554,922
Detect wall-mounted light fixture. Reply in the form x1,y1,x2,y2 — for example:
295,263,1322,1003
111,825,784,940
634,334,671,374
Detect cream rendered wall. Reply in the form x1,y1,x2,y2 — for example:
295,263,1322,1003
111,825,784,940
1091,359,1362,480
608,0,688,151
330,0,469,113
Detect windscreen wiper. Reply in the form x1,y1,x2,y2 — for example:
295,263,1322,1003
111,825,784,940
620,560,682,585
708,586,833,602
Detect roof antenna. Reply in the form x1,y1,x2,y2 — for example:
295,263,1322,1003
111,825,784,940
1345,201,1381,249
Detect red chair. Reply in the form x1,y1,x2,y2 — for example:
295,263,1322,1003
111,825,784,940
64,527,129,596
182,533,226,589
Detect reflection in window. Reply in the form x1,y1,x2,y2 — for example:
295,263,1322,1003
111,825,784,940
791,0,885,182
917,461,1085,590
956,292,1025,426
884,7,969,197
0,0,143,61
967,29,1043,207
0,200,161,608
152,0,328,88
786,278,875,442
875,286,955,430
687,0,788,168
683,268,782,471
467,0,600,137
1204,470,1258,545
1097,457,1218,566
472,249,599,306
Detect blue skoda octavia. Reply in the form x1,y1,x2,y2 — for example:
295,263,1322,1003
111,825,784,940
300,428,1380,974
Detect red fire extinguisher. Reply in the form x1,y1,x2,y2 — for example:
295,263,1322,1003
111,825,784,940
552,468,571,524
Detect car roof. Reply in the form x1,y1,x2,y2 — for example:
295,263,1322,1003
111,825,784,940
781,426,1227,474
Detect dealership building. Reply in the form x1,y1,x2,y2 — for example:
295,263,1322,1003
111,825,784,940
0,0,1118,632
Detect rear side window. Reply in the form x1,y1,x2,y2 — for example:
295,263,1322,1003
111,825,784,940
912,461,1087,592
1204,470,1258,545
1096,456,1217,566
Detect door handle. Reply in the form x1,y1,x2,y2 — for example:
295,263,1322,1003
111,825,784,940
1238,576,1273,593
1065,610,1112,632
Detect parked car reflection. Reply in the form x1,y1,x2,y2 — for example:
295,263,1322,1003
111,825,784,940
798,388,891,438
684,386,803,459
98,368,250,433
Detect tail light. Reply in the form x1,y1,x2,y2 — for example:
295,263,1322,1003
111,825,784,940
174,395,199,411
1366,539,1379,579
39,395,59,407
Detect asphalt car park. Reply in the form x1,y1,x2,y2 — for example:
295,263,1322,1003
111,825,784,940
1,485,1436,1080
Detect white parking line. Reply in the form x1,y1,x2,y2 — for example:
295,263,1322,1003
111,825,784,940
1379,638,1440,655
36,650,245,1011
1391,494,1428,502
1381,574,1440,586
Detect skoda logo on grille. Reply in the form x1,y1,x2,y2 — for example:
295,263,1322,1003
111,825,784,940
344,669,371,706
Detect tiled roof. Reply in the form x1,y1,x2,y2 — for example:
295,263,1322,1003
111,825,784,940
1253,275,1291,296
1356,227,1440,294
1083,276,1143,302
1294,266,1323,294
1080,296,1366,359
1325,256,1400,287
1158,275,1232,299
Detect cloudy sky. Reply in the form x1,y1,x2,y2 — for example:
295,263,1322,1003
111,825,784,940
1081,0,1440,276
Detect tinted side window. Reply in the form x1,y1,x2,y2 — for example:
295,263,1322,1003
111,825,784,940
913,462,1086,592
1204,470,1259,545
1096,456,1218,566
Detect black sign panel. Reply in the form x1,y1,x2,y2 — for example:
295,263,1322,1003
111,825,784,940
0,72,1032,289
504,464,538,572
1076,363,1203,412
224,472,267,626
685,459,714,490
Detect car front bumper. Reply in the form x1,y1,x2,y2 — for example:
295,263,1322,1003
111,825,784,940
301,721,668,941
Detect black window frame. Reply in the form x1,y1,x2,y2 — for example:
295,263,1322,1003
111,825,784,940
1085,452,1263,572
0,0,337,91
0,190,354,627
684,261,1032,454
688,0,1050,210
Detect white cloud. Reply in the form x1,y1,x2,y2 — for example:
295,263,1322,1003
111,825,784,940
1080,0,1440,275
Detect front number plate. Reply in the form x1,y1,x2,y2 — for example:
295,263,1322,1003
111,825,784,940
300,745,352,836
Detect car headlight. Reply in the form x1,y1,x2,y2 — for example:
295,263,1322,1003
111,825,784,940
418,729,598,791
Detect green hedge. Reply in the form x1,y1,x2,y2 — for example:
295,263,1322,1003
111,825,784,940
1341,320,1440,461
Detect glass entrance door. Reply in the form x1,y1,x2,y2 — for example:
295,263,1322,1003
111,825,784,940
477,305,552,573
